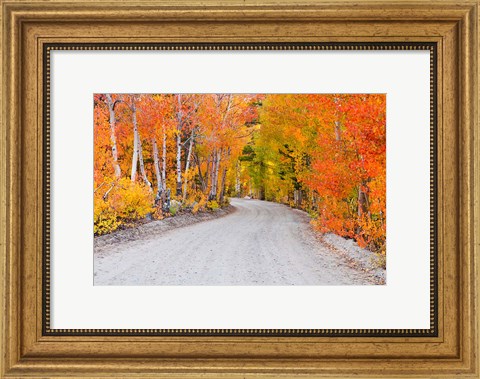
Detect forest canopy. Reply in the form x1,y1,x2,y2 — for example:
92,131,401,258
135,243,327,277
94,93,386,254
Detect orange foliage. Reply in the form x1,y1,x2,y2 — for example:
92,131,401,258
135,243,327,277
252,94,386,252
93,93,386,254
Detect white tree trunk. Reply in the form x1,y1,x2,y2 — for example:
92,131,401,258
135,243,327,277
129,96,151,188
219,148,230,202
219,166,227,203
235,160,241,196
215,150,221,188
204,156,211,192
152,138,162,193
137,132,152,189
208,151,216,200
176,132,182,196
105,94,121,179
175,94,184,196
209,149,221,200
182,130,195,200
161,128,167,192
130,98,139,182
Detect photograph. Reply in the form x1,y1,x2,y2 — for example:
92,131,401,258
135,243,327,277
93,93,386,286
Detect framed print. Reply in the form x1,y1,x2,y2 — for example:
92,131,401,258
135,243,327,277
1,1,478,378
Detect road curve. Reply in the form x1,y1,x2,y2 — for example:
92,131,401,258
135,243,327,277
94,198,374,285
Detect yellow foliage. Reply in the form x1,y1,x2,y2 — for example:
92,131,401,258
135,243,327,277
94,178,154,235
109,178,154,220
356,214,386,253
153,206,165,220
93,195,120,235
192,192,207,214
206,200,219,210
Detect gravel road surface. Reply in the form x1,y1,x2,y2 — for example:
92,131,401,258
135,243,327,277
94,198,377,285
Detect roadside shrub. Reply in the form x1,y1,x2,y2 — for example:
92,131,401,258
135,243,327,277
94,195,120,235
153,205,165,220
191,192,207,214
356,214,386,253
109,179,154,220
206,200,219,210
94,179,154,236
372,251,386,269
312,195,386,254
168,199,182,216
307,208,318,219
182,193,197,209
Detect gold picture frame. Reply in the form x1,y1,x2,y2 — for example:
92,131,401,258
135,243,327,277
1,0,478,377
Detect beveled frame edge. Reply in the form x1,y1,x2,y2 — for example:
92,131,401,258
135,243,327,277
1,0,478,378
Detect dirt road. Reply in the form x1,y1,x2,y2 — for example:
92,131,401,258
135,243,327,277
94,198,376,285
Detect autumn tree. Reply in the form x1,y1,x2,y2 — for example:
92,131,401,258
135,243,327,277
250,94,386,252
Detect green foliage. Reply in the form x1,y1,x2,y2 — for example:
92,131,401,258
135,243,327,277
238,145,255,162
168,200,182,216
307,208,318,219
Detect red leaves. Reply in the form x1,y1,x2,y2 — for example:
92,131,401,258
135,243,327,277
256,94,386,252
